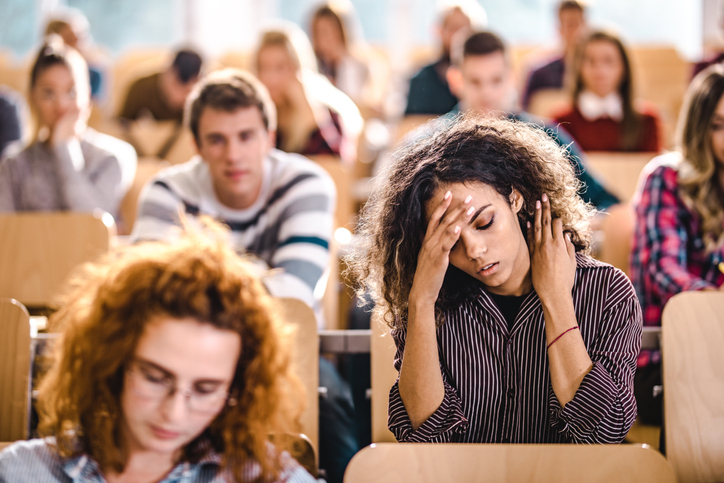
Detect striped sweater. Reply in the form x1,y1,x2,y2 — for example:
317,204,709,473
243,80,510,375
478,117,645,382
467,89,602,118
388,254,642,444
132,150,335,309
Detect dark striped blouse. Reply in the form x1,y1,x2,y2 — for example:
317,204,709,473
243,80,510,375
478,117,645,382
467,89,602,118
388,254,642,444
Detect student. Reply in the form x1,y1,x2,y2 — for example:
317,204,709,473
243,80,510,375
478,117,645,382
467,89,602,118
347,113,641,443
131,68,334,309
0,37,136,219
443,30,619,211
309,2,382,116
521,0,588,111
119,48,203,124
553,30,662,152
131,69,358,482
0,227,315,482
0,88,22,157
404,0,486,116
630,64,724,424
255,22,362,165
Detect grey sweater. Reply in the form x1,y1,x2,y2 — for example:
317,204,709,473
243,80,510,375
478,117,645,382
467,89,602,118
0,129,136,218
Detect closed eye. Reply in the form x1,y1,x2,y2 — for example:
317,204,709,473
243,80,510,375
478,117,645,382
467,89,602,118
477,215,494,231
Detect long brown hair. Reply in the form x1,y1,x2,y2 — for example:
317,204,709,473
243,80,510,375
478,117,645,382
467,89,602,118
677,64,724,252
38,221,304,482
571,30,641,150
346,114,593,327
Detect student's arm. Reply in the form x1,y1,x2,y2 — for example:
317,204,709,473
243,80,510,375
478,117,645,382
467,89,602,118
397,191,476,432
130,178,187,242
635,164,716,298
548,270,641,443
265,169,336,308
528,194,593,407
0,158,16,212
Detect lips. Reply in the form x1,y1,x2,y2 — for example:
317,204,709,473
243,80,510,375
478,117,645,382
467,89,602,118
150,424,181,440
478,262,499,276
225,170,248,181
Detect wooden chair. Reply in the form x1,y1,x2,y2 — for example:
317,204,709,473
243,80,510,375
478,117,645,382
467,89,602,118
527,88,570,119
0,298,31,442
118,156,170,235
393,115,437,146
585,152,656,203
344,443,675,483
110,49,170,117
307,155,356,231
123,119,196,165
593,203,636,276
0,212,115,309
370,308,398,443
277,298,319,458
662,291,724,482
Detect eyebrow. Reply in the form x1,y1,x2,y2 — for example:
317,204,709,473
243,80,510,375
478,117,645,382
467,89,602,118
134,357,227,385
469,204,492,224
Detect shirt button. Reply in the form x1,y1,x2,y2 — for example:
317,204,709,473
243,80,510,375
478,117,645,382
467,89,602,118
507,338,513,345
507,388,515,399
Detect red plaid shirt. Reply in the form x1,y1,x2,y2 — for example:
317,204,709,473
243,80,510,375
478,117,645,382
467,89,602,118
630,153,724,364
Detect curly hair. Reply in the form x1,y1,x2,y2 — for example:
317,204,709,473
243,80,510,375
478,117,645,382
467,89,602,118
677,63,724,252
37,221,303,482
346,114,593,327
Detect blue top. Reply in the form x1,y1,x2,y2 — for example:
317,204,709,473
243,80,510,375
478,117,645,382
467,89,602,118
404,58,459,116
0,439,316,483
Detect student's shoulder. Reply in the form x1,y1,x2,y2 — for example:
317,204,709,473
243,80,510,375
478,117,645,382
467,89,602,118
0,439,68,481
575,253,636,295
640,151,681,185
82,128,136,162
269,149,334,186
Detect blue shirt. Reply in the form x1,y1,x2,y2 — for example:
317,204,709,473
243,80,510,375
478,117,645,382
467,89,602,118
0,439,316,483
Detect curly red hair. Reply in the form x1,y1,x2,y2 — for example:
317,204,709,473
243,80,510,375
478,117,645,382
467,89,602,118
38,222,304,482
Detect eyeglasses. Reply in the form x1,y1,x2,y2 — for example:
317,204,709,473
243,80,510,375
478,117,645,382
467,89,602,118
126,362,232,414
34,88,78,104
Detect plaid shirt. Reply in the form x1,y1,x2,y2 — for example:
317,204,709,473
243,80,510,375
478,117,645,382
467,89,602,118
630,153,724,363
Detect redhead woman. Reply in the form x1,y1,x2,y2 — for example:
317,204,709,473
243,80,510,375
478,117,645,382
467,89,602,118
0,36,136,219
554,30,661,152
0,227,315,482
347,114,641,443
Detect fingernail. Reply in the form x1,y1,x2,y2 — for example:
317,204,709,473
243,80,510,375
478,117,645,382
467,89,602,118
536,200,541,209
542,193,548,202
565,233,571,241
444,190,451,200
454,225,461,234
464,195,472,204
466,206,475,215
527,221,531,228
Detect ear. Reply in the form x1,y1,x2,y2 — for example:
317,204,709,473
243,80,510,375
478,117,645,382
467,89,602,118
446,65,463,98
509,189,524,214
267,129,277,150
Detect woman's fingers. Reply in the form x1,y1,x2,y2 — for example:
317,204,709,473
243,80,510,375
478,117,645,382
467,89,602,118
541,193,552,241
552,217,564,241
425,190,454,237
534,197,542,245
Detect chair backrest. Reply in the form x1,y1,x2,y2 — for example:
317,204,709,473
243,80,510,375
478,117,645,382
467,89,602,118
306,155,355,231
344,443,676,483
370,308,398,443
662,291,724,482
277,298,320,457
118,157,170,235
393,115,437,147
585,151,655,203
0,212,115,308
527,88,570,119
0,298,31,441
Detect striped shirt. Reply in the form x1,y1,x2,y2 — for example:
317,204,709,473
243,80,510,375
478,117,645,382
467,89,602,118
0,438,316,482
388,254,642,444
131,149,335,310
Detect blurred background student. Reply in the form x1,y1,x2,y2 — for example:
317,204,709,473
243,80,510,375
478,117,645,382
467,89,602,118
0,36,136,221
553,30,662,152
255,21,362,164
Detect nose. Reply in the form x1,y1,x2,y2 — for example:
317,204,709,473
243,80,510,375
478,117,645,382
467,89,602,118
461,230,486,260
160,388,190,422
225,138,243,164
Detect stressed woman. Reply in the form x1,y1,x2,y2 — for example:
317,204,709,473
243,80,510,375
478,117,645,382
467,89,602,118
0,36,135,219
348,114,641,443
0,227,315,482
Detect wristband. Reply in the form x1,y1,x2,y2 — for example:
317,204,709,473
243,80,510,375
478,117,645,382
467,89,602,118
546,326,579,350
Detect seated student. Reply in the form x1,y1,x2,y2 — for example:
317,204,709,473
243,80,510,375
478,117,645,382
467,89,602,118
0,226,316,482
131,69,358,482
521,0,588,111
404,0,486,116
309,2,382,116
254,22,362,165
442,30,619,211
630,64,724,424
553,30,662,152
44,8,106,100
0,87,23,157
347,113,641,443
0,37,136,219
119,48,203,124
132,68,334,309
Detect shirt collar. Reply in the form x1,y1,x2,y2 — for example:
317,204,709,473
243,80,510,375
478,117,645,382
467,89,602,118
578,90,624,122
